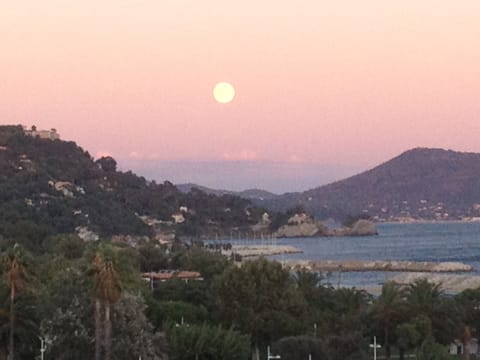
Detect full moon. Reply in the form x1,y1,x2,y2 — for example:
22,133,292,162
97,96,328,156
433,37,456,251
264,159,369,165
213,82,235,104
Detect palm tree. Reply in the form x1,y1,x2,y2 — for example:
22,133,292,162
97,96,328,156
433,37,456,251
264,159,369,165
406,279,443,317
294,270,324,301
92,247,121,360
406,279,459,345
4,245,28,360
330,287,371,336
372,281,406,359
334,287,370,314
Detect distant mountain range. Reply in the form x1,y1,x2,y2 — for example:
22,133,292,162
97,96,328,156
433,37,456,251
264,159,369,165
180,148,480,222
176,183,278,201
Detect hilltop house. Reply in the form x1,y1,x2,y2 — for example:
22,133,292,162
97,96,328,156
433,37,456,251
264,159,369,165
23,125,60,140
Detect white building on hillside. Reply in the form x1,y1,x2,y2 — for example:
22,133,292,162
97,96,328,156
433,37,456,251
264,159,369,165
23,125,60,140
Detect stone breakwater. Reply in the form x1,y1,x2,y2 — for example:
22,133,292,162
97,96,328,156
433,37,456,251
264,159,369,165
222,245,302,258
287,260,473,273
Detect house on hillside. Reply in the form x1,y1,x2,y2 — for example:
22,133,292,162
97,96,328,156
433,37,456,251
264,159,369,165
23,125,60,140
171,213,185,224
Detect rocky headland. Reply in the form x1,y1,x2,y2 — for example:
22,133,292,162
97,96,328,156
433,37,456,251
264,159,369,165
274,214,377,238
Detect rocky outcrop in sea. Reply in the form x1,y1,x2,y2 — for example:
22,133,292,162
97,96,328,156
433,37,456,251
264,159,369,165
274,214,377,238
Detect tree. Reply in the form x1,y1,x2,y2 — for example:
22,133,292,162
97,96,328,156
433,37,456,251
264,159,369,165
371,281,406,359
407,279,443,317
95,156,117,172
214,258,306,360
39,259,94,360
167,323,250,360
46,234,85,260
396,316,430,360
138,244,169,273
92,246,122,360
147,300,207,332
272,336,325,360
110,293,166,360
406,279,460,344
39,254,163,360
324,332,368,360
4,245,30,360
179,247,232,282
294,270,325,300
329,287,371,336
41,296,93,360
415,335,450,360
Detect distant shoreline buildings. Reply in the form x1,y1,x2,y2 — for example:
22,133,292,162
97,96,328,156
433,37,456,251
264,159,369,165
23,125,60,140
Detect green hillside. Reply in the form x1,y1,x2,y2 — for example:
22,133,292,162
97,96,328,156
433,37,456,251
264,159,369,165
0,125,267,251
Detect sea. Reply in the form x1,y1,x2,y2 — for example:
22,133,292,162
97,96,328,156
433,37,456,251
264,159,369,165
261,222,480,289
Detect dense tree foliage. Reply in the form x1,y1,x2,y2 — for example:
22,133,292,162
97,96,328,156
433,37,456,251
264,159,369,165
167,323,250,360
0,235,477,359
215,258,306,356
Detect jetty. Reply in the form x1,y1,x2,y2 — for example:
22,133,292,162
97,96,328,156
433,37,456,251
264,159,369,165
222,245,302,258
287,260,473,273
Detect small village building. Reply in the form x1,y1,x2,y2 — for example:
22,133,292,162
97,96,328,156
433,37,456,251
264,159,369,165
171,213,185,223
142,270,203,289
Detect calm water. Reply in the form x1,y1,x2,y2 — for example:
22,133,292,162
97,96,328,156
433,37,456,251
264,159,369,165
264,222,480,288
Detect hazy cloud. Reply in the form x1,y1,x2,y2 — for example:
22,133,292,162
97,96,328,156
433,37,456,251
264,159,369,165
120,158,364,193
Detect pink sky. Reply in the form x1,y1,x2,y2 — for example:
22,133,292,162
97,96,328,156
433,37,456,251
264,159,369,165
1,1,479,191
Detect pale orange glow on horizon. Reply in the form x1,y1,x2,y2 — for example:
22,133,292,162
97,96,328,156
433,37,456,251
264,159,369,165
1,1,479,190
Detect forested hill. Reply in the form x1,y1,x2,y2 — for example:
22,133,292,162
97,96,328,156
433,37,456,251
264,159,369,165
0,125,266,251
257,148,480,221
176,183,277,201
